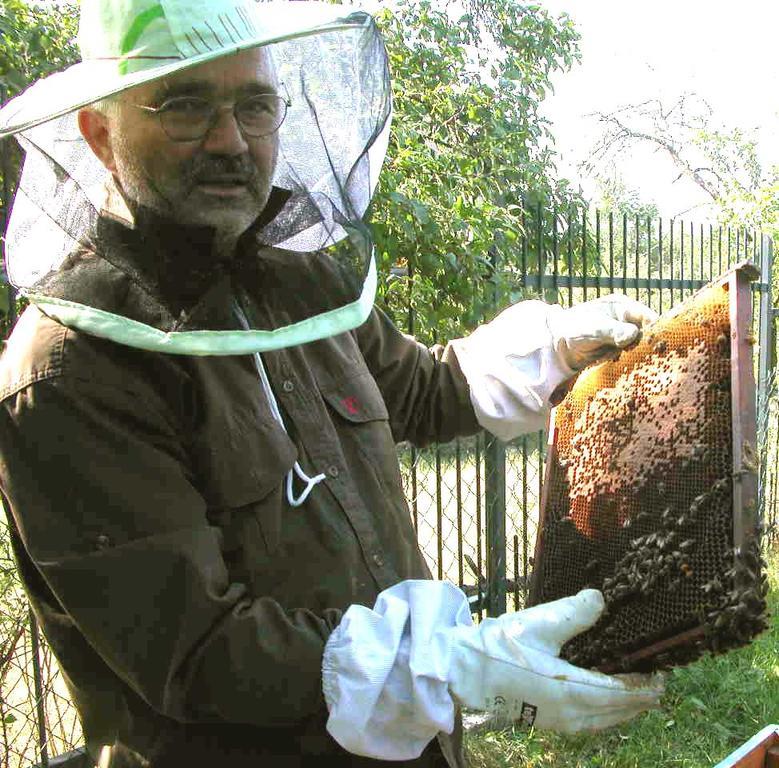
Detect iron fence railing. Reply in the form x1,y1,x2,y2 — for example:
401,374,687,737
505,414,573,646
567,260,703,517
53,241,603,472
0,137,775,767
398,209,775,621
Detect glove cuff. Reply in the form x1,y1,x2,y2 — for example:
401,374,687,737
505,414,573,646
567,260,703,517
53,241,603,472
322,580,472,760
451,301,576,441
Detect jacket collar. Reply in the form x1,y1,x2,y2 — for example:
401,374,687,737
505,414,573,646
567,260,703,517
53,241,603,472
93,184,292,311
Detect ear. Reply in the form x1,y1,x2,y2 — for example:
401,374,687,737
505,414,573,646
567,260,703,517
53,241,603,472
78,108,118,174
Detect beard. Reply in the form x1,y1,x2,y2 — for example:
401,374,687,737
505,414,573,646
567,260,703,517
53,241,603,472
114,148,274,238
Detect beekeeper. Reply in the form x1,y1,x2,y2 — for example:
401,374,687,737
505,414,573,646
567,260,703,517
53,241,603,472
0,1,663,766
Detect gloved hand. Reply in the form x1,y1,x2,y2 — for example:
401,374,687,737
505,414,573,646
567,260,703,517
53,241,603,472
447,588,663,731
323,581,664,761
449,295,657,442
548,294,658,371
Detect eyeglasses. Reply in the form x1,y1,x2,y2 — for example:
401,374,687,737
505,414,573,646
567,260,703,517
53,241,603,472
131,89,290,142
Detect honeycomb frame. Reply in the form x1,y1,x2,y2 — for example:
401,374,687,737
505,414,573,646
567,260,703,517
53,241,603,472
528,262,767,672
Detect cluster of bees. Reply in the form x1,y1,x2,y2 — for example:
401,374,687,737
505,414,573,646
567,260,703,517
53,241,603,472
699,538,768,653
601,478,730,604
534,283,767,672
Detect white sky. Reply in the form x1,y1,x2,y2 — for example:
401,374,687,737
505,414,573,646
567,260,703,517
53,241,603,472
538,0,779,218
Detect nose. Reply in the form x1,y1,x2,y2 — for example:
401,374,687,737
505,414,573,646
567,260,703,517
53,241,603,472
201,106,248,155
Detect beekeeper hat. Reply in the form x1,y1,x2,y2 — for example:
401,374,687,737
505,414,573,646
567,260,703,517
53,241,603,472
0,0,392,355
0,0,371,137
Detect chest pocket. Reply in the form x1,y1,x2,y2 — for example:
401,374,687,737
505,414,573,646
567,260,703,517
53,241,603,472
191,407,297,564
318,371,389,424
317,370,407,497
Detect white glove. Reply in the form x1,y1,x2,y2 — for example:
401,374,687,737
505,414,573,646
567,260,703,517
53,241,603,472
548,294,658,371
447,588,664,731
322,581,664,761
449,300,577,440
450,295,657,442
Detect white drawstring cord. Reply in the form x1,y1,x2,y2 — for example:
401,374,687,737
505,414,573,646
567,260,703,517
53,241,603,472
286,461,325,507
232,300,326,507
252,351,326,507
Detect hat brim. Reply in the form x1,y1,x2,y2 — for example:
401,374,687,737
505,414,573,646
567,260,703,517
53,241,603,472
0,8,371,138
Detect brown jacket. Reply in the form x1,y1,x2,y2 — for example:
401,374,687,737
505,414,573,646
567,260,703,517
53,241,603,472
0,213,479,767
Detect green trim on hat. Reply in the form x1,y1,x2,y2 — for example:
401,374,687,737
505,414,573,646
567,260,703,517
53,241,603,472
119,4,167,75
26,255,378,356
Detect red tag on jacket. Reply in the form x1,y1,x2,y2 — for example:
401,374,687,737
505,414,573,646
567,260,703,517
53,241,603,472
341,396,359,415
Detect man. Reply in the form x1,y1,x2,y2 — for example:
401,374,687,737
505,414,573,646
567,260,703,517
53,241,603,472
0,2,663,766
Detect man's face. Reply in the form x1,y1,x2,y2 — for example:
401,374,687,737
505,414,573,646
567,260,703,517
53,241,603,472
98,47,279,237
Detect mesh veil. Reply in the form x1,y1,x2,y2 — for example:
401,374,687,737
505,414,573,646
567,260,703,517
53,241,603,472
4,13,391,355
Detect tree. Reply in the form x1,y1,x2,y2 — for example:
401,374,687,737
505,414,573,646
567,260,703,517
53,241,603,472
582,93,778,240
0,0,79,197
593,176,660,221
699,127,779,239
0,0,79,95
370,0,582,342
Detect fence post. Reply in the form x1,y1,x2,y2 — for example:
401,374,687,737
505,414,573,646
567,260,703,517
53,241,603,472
484,247,507,616
757,235,774,405
484,436,506,616
757,235,775,527
29,609,49,767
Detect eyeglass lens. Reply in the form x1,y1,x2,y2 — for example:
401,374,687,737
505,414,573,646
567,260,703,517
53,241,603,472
160,95,287,140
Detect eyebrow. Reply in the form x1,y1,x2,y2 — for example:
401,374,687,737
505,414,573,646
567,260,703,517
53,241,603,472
151,80,278,103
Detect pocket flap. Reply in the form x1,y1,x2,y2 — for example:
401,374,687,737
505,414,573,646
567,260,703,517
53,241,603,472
193,411,297,508
320,372,389,423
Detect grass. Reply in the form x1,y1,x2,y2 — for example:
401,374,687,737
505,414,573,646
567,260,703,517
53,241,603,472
464,546,779,768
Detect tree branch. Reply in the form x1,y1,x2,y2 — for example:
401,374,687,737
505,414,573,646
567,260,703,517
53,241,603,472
586,103,722,202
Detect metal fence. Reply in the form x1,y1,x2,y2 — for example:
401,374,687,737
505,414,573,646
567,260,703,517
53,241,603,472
0,188,775,766
395,210,776,622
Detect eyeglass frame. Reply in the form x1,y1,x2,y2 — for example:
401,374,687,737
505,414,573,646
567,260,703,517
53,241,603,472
128,83,292,143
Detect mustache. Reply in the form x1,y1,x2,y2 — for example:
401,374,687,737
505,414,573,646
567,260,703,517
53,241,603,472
185,155,262,184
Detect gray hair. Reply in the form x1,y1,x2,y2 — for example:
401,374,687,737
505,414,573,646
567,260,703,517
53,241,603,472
88,95,119,117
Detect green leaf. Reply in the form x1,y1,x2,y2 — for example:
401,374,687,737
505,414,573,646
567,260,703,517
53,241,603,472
688,696,708,711
712,721,734,739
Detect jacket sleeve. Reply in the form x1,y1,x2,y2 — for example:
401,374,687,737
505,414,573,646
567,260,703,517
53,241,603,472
0,371,340,728
353,307,480,447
